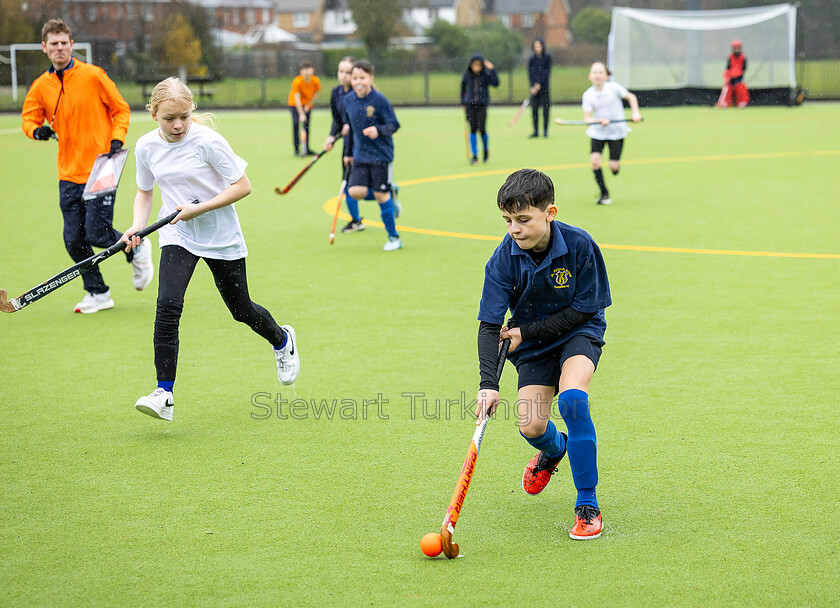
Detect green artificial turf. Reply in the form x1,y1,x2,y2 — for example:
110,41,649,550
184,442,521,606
0,102,838,606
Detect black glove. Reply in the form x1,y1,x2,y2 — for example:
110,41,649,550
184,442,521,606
107,139,123,158
33,126,55,141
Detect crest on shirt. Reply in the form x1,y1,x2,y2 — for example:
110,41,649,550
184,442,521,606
551,267,571,288
366,105,375,118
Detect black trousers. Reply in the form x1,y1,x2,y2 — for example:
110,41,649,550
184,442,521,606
465,103,487,134
59,180,130,294
154,245,286,381
289,107,311,154
531,89,550,134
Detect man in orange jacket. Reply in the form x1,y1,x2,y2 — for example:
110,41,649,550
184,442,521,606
21,18,152,314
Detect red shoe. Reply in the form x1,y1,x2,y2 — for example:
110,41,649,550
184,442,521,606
569,505,602,540
522,434,567,495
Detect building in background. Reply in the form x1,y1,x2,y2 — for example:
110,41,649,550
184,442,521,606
485,0,570,49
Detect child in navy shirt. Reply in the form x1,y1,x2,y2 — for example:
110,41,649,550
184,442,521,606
341,60,402,251
475,168,611,540
461,53,499,164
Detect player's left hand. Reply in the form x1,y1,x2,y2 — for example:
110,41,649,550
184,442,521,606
107,139,123,158
500,326,522,352
484,59,494,70
362,126,379,139
173,201,203,223
631,112,642,123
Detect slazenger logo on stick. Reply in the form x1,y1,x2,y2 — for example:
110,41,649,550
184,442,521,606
24,269,81,301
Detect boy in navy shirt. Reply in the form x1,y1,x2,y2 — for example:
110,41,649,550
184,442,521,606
475,168,611,540
325,57,400,235
341,60,402,251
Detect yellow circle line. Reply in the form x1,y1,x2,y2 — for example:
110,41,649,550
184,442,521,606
324,149,840,259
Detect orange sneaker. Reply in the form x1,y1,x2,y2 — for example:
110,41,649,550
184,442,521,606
569,505,602,540
522,434,567,495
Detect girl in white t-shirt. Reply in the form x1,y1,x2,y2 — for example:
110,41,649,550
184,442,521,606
122,78,299,421
581,62,642,205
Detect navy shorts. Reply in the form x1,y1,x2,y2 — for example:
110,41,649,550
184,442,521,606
590,138,624,161
348,162,392,193
515,334,604,392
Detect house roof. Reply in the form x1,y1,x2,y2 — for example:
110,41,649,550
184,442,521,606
193,0,273,7
489,0,550,14
275,0,322,11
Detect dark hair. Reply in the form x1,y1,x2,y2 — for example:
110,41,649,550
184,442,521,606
352,59,375,76
42,18,72,42
497,169,555,212
299,61,313,71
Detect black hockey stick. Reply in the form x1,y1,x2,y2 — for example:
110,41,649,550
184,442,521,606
0,208,183,313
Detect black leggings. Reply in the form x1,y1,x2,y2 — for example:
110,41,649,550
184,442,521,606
289,107,311,154
531,89,550,134
154,245,286,381
465,103,487,134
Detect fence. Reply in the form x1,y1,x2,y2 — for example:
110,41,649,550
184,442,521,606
1,53,838,111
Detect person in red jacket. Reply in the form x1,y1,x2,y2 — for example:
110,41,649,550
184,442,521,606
21,18,151,314
721,39,749,108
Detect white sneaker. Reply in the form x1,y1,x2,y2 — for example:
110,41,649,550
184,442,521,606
597,195,612,206
274,325,300,385
74,290,115,313
131,238,154,291
135,388,174,421
383,236,403,251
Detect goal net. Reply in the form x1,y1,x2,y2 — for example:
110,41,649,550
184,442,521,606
608,3,797,105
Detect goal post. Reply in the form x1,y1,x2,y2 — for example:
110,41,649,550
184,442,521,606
607,3,797,106
3,43,92,102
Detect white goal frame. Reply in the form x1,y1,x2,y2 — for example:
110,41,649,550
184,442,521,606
0,43,92,101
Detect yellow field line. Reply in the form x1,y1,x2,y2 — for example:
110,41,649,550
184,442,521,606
322,200,839,259
396,149,840,186
322,148,840,259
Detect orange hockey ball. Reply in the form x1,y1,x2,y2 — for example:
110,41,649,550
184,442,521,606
420,532,442,557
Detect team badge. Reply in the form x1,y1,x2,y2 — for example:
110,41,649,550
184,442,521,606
551,267,571,288
366,105,375,118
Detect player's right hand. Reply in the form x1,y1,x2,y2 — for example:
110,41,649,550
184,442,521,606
324,135,335,151
121,225,145,252
475,389,500,426
33,125,55,141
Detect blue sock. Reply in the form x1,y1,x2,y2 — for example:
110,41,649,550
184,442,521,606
344,188,361,221
157,380,174,393
481,132,489,152
469,133,477,157
519,419,566,458
365,187,376,201
379,196,398,238
576,488,598,510
558,389,598,507
273,329,288,350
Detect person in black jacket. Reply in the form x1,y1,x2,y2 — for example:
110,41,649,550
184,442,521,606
461,53,499,164
528,39,552,138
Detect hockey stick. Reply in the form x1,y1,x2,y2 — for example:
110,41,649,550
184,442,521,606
274,148,328,195
440,337,511,559
0,208,184,314
328,164,352,245
554,117,644,126
508,97,531,126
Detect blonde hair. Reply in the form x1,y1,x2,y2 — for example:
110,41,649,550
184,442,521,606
146,77,216,127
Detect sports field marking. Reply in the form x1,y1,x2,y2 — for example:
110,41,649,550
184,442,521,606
322,148,840,259
0,128,22,136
